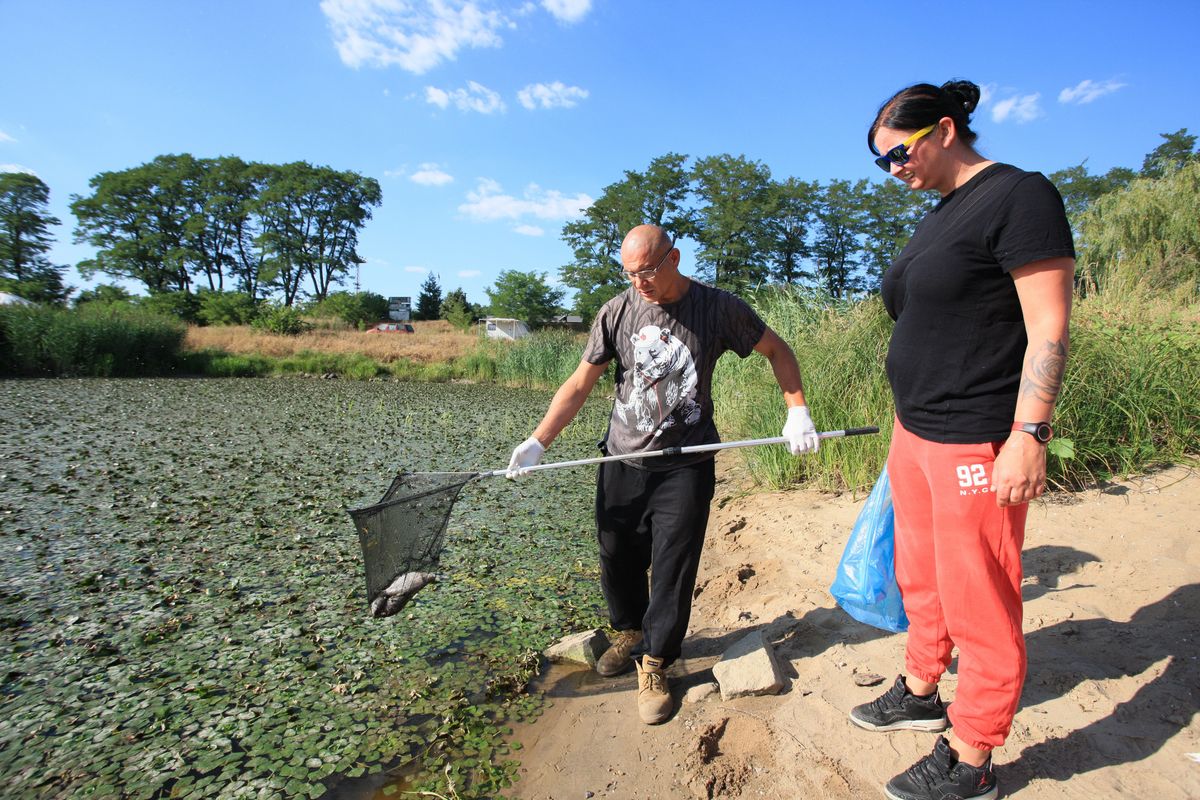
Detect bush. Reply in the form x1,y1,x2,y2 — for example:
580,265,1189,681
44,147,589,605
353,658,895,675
0,304,185,377
252,304,311,336
137,291,201,323
307,291,389,327
197,291,259,326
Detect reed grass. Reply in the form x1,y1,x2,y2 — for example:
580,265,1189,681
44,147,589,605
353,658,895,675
0,304,185,377
712,286,1199,492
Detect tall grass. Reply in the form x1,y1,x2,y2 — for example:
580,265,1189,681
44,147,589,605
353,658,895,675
713,288,894,492
712,286,1199,492
0,304,185,377
481,329,595,388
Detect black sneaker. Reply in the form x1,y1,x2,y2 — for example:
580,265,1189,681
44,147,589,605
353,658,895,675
849,675,949,732
885,736,997,800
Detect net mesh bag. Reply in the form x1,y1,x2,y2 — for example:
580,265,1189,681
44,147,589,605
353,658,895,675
347,471,479,617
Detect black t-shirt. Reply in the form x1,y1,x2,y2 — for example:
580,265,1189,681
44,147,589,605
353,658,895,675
881,163,1075,444
582,280,766,469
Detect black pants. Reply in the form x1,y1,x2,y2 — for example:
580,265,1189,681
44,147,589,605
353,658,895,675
594,457,716,665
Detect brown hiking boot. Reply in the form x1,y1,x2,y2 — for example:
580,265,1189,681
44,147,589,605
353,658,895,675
595,629,643,677
635,655,672,725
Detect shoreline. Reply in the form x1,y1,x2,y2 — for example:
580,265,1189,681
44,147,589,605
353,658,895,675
505,461,1200,799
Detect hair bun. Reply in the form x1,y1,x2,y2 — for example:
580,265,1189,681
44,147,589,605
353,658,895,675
941,80,981,115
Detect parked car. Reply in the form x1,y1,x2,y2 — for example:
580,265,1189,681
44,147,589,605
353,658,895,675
366,322,415,334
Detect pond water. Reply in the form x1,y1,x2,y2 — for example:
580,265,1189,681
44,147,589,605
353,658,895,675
0,378,611,799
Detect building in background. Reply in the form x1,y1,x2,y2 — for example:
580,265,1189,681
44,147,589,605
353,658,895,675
387,297,412,321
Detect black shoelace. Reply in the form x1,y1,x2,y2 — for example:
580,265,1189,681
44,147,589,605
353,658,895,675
903,748,954,789
868,680,909,714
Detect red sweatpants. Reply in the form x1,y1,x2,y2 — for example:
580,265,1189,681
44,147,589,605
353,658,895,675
888,418,1028,751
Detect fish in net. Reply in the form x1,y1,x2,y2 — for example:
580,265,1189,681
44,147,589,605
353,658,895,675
347,471,481,618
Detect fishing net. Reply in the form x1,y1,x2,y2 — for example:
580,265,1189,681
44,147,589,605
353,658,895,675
347,471,481,618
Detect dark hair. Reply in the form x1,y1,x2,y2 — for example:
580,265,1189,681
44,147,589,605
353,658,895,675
868,80,981,155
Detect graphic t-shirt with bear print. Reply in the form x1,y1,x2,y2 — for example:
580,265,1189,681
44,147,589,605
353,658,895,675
582,280,766,470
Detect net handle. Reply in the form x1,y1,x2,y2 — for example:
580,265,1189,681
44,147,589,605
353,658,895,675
481,426,880,477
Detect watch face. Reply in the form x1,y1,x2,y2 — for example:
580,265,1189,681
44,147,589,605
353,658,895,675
1034,423,1054,443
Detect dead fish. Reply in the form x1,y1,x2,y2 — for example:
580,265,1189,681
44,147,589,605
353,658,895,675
369,571,438,618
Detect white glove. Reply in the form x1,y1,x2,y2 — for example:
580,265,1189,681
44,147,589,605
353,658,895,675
782,406,820,455
506,436,546,478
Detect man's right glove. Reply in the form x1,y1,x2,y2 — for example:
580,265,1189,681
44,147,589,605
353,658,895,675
506,436,546,479
782,405,820,455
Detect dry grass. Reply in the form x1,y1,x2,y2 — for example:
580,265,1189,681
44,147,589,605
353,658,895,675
184,320,480,364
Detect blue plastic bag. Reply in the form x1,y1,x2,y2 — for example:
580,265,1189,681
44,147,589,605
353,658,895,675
830,466,909,632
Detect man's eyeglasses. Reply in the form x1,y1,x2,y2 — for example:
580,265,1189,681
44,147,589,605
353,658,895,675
874,124,936,172
621,238,675,281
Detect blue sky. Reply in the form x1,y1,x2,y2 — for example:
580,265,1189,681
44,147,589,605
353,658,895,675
2,0,1197,307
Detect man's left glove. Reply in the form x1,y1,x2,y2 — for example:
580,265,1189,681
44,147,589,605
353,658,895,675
506,436,546,478
782,406,820,455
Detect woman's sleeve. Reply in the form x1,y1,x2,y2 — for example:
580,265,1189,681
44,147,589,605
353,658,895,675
987,173,1076,273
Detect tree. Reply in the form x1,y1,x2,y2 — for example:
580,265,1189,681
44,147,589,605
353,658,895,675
255,162,382,305
858,179,935,290
72,154,200,295
762,177,818,285
811,179,869,299
1141,128,1199,179
440,287,474,330
560,153,694,322
1078,160,1200,298
1049,160,1137,227
486,270,564,328
691,154,774,291
0,171,70,304
415,273,443,320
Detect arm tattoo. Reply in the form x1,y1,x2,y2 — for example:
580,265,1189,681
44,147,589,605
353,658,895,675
1020,338,1068,404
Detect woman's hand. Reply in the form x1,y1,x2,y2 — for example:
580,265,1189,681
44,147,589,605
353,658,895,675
992,431,1047,507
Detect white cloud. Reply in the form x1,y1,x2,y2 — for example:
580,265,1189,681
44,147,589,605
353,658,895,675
425,81,506,113
458,269,482,278
1058,78,1127,105
410,163,454,186
542,0,591,23
0,164,36,175
513,224,545,236
320,0,506,74
517,81,589,110
978,82,997,108
404,266,429,274
0,130,16,144
991,93,1042,124
459,178,592,222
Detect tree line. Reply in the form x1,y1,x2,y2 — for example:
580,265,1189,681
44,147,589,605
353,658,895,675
2,129,1196,327
557,129,1200,322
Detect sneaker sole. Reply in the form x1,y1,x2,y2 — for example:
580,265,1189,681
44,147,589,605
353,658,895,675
886,785,996,800
848,710,949,733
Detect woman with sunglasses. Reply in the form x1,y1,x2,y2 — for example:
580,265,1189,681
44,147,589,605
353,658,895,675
848,80,1075,800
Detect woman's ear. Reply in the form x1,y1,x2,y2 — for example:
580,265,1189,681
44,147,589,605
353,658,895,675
938,116,957,149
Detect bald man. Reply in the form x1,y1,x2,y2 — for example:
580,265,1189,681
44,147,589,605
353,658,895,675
506,224,819,724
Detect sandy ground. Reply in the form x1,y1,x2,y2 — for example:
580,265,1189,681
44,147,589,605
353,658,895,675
507,460,1200,799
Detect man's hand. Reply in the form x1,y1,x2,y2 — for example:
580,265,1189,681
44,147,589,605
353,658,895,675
782,406,820,455
506,436,546,479
992,432,1046,507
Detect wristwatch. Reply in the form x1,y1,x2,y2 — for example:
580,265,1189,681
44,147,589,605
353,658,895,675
1011,421,1054,443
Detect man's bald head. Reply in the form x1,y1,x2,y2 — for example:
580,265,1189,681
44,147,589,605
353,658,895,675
621,225,672,262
